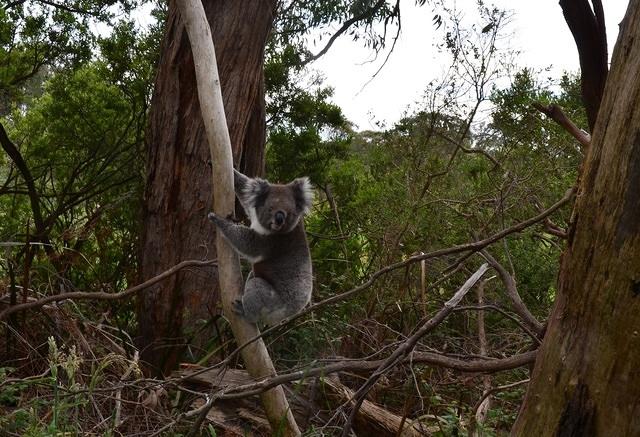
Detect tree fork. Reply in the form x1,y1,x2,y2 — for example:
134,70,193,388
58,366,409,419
174,1,300,435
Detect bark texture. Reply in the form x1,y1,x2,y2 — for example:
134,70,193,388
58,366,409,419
176,0,299,433
138,0,275,376
512,2,640,434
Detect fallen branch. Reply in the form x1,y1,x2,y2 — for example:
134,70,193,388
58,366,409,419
175,349,537,401
320,376,423,436
0,259,217,322
341,263,490,436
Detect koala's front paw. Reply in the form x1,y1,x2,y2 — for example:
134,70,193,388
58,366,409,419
208,212,223,226
231,299,245,316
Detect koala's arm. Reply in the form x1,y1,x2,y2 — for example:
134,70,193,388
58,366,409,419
208,212,269,261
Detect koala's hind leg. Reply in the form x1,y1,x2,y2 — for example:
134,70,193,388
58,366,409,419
235,276,287,326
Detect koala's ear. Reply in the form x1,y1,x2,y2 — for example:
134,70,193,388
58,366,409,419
290,177,313,214
235,169,270,208
233,169,250,192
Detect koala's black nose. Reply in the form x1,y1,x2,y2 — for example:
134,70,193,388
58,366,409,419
274,211,285,226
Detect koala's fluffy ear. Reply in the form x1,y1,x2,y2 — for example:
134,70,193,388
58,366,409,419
233,169,250,192
290,177,313,214
234,169,269,208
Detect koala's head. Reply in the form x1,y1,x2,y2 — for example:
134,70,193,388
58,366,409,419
234,169,313,235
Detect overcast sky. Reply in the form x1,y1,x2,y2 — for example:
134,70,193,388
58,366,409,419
310,0,630,130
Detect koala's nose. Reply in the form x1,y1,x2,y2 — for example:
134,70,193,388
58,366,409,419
274,211,286,226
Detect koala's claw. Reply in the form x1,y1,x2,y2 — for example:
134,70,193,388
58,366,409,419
209,212,239,225
231,299,245,316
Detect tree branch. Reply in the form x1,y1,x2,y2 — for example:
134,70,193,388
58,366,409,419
341,263,490,436
303,0,387,64
454,304,541,345
0,259,217,321
532,102,591,150
559,0,608,130
480,249,544,335
0,123,48,244
182,349,537,402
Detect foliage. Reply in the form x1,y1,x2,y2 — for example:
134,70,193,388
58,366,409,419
0,1,160,352
264,43,351,187
267,5,583,431
0,0,593,435
0,0,141,114
273,0,401,59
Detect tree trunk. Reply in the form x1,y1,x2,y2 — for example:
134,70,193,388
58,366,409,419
138,0,275,376
176,0,299,433
512,2,640,435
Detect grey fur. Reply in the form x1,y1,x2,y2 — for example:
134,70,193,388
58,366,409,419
208,169,313,325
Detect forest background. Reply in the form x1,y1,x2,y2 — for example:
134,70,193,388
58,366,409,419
0,0,637,435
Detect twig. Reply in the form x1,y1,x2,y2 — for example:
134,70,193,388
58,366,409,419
471,379,530,419
114,351,140,428
437,131,502,169
0,259,217,321
454,305,541,344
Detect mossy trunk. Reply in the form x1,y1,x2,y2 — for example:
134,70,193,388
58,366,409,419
512,1,640,434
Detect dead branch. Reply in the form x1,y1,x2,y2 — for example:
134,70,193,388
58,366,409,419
0,259,217,321
320,376,424,436
341,263,490,436
472,280,491,436
175,349,537,402
532,102,591,150
480,250,544,335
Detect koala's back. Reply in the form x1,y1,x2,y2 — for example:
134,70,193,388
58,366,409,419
252,223,312,308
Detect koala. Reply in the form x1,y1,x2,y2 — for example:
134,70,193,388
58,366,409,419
208,169,313,326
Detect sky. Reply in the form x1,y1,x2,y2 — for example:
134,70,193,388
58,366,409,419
310,0,630,130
